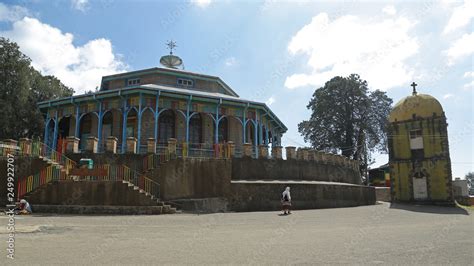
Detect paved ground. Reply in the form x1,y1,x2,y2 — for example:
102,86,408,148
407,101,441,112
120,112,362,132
1,202,473,265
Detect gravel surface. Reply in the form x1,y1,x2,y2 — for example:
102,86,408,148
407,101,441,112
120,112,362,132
1,202,472,265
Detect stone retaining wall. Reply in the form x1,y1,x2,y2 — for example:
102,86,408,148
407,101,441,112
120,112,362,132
228,180,376,212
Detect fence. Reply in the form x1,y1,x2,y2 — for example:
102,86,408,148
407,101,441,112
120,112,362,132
3,139,159,200
17,164,67,200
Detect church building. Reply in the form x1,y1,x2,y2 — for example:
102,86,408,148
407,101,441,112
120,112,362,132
388,83,453,204
37,43,287,156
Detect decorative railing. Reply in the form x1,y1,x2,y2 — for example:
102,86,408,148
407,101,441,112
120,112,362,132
17,164,67,200
3,139,159,200
78,164,161,199
17,163,160,200
1,139,76,174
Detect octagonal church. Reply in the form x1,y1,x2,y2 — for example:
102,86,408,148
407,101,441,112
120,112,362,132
37,48,287,157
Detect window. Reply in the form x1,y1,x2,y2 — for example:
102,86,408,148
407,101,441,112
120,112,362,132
127,78,140,86
409,129,424,159
177,78,194,87
410,129,422,139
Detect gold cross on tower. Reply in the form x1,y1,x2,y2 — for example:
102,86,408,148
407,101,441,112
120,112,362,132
411,82,418,96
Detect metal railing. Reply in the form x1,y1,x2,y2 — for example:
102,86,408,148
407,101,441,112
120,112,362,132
79,164,161,199
17,164,67,200
1,140,76,174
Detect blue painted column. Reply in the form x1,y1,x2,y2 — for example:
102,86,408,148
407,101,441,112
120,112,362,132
137,93,143,154
185,96,192,143
75,105,80,138
214,103,220,144
97,102,103,152
52,110,59,149
121,98,128,154
242,107,247,143
43,112,50,145
265,125,269,145
253,120,258,157
154,92,161,142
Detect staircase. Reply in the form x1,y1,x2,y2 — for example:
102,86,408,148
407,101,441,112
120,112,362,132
5,140,176,214
23,179,176,215
142,152,182,210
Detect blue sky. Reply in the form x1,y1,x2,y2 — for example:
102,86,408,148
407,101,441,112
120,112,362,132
0,0,472,177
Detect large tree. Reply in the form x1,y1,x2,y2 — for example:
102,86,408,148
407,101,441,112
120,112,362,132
298,74,392,176
0,37,74,139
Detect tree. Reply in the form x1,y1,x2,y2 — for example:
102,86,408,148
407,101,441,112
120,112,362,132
0,37,74,140
298,74,393,177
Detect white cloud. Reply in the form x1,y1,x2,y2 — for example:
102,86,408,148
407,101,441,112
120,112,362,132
224,56,237,67
0,3,30,21
265,96,275,106
444,33,474,65
382,5,396,16
443,0,474,34
1,17,127,94
463,71,474,78
443,93,454,99
191,0,212,8
464,81,474,89
71,0,89,12
285,13,418,91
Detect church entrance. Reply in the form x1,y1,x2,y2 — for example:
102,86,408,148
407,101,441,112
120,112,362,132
413,176,428,200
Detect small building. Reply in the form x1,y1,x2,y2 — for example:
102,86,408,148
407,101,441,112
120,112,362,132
37,47,287,156
388,83,454,204
368,163,390,187
452,178,469,198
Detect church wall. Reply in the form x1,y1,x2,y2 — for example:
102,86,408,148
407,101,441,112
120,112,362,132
111,109,122,142
109,79,124,90
68,116,76,138
202,115,214,144
90,115,98,138
228,117,243,145
105,72,230,96
140,110,155,149
176,112,186,142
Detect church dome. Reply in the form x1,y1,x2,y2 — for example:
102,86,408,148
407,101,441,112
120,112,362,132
389,93,444,123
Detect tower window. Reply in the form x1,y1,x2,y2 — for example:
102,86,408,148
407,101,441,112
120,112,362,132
177,78,194,87
410,129,424,159
409,129,424,150
127,78,140,86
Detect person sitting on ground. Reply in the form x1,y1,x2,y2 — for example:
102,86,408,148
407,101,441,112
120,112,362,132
281,186,291,215
16,199,32,215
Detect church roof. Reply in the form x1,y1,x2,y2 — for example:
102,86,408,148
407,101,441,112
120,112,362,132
389,93,444,123
101,67,239,97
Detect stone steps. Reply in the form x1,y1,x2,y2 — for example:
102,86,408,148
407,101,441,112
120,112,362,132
31,204,165,215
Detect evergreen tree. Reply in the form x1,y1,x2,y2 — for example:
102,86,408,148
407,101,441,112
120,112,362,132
0,37,74,139
298,74,392,176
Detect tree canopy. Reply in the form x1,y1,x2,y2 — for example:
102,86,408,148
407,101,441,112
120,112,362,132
298,74,392,174
0,37,74,140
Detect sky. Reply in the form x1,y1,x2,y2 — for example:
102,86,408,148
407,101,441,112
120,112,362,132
0,0,472,177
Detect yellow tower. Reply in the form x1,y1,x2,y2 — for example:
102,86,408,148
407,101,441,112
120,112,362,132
388,83,453,204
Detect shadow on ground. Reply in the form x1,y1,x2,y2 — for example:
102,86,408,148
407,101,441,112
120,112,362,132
390,203,470,215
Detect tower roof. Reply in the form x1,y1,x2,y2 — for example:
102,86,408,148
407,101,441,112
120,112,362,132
389,93,444,123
